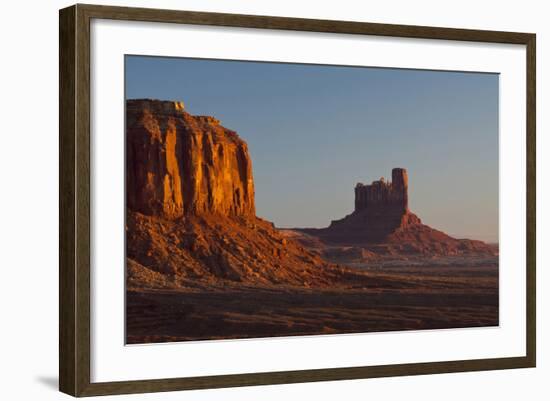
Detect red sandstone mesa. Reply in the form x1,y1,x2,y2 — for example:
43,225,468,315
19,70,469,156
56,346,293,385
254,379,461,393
126,99,360,288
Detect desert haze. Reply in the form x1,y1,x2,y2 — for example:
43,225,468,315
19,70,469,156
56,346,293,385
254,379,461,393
126,99,498,344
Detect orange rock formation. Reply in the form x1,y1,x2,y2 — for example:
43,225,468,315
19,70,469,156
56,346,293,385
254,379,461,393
125,99,362,288
298,168,497,256
127,99,255,219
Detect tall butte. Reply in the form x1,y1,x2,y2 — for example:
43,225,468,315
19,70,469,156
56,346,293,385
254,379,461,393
125,99,362,288
298,168,496,255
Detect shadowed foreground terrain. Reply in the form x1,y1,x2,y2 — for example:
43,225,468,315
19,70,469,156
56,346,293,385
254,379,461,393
127,264,498,344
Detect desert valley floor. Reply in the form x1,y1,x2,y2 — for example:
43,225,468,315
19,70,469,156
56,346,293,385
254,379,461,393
127,261,498,344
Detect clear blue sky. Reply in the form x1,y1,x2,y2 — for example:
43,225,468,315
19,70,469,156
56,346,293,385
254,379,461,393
126,55,499,242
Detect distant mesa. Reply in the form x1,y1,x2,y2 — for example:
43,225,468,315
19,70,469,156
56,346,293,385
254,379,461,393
315,167,420,244
296,168,497,256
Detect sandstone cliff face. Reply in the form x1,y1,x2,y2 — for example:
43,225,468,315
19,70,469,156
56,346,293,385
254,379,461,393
355,168,408,212
126,99,364,288
127,99,255,219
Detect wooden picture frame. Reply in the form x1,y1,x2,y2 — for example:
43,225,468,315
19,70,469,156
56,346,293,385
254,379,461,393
59,3,536,397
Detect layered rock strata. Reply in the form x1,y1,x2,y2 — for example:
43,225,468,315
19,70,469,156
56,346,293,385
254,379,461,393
126,99,365,288
127,99,255,219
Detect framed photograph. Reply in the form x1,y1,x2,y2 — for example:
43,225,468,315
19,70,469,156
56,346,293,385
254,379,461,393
59,4,536,397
